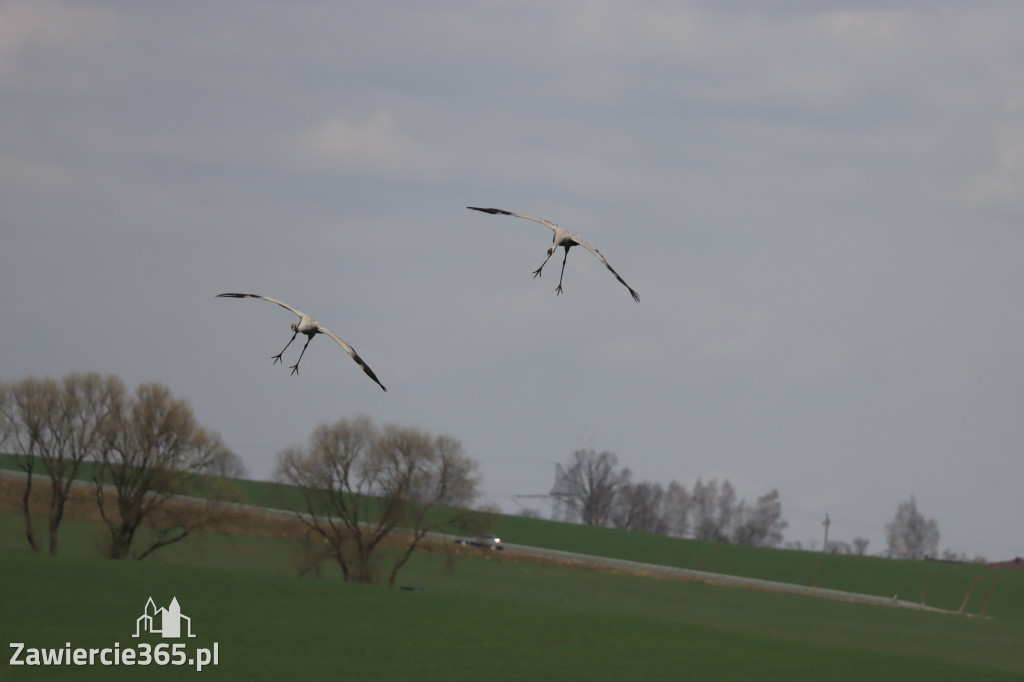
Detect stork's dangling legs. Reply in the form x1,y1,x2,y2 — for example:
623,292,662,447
468,207,640,302
555,246,570,295
532,250,553,279
217,293,387,391
272,330,299,365
289,335,315,375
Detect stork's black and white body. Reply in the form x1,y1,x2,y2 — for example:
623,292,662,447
216,293,387,391
467,207,640,302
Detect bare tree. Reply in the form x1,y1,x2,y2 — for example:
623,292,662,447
716,480,738,538
0,373,125,554
94,382,229,559
690,478,724,541
690,478,776,544
885,495,940,560
45,373,125,554
852,537,870,555
613,473,667,534
561,448,625,526
732,489,788,548
203,447,248,479
275,416,483,586
940,549,986,564
276,415,375,582
662,480,691,538
376,425,480,586
0,377,53,551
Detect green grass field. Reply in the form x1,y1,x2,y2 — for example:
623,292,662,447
486,513,1024,620
3,458,1024,680
38,464,1016,623
3,545,1024,680
3,511,1024,680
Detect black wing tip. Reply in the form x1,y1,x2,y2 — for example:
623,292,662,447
366,372,387,391
369,372,387,392
467,206,511,215
216,292,256,298
353,353,387,392
630,289,641,302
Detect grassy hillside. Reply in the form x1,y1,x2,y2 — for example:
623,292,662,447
221,475,1024,622
3,462,1024,680
489,513,1024,621
3,542,1024,681
3,453,1022,623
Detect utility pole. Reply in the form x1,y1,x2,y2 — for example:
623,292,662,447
822,513,831,552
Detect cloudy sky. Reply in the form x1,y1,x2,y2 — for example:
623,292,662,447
3,1,1022,559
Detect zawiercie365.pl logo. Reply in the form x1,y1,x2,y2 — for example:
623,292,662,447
10,596,219,671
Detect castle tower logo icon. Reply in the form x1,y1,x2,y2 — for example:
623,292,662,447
132,597,196,639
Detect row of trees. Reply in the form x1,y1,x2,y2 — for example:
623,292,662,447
0,372,971,578
1,373,489,585
555,450,979,561
555,449,789,548
0,373,243,559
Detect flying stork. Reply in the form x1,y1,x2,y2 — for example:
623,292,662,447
216,293,387,391
467,207,640,302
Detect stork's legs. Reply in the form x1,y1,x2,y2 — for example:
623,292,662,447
532,249,554,278
555,247,570,295
271,331,299,365
289,336,314,375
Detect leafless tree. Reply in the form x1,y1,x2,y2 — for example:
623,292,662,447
203,447,248,479
376,425,480,586
852,537,870,555
732,489,788,548
690,478,775,544
0,373,125,554
662,480,691,538
613,473,667,534
716,480,738,538
690,478,725,541
275,416,483,586
0,377,52,551
885,495,940,560
46,373,125,554
560,449,627,526
94,382,231,559
940,549,986,564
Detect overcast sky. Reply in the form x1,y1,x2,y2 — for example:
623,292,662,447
2,1,1022,559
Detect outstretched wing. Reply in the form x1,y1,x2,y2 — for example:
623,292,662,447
574,240,641,302
468,207,640,301
216,292,306,320
318,326,388,392
467,206,558,233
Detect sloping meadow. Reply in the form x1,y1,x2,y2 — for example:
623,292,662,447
3,540,1024,681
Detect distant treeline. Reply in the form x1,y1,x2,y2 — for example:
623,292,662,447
549,448,788,548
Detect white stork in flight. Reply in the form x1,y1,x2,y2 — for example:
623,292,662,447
216,293,387,391
467,207,640,302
